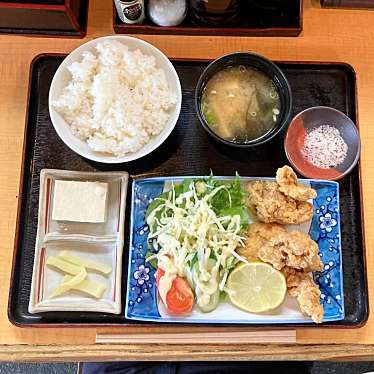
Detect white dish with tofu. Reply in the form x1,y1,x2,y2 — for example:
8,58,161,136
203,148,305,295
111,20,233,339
42,171,125,237
29,169,128,314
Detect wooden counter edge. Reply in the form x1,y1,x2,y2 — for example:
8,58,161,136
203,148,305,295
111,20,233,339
1,343,374,362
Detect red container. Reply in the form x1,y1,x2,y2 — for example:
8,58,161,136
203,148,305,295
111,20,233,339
0,0,82,31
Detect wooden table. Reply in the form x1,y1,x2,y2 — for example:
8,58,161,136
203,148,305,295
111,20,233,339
1,0,374,362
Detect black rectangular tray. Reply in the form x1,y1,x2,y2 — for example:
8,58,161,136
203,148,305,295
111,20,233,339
8,54,368,327
0,0,88,38
113,0,302,37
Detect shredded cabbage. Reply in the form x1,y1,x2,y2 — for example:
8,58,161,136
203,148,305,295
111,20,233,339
146,176,249,312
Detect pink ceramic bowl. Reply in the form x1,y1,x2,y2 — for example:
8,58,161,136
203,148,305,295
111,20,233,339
284,106,360,180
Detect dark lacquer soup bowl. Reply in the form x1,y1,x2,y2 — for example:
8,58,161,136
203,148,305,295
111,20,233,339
195,52,292,148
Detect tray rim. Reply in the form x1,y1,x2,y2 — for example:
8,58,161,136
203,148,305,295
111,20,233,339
7,53,368,329
112,0,303,38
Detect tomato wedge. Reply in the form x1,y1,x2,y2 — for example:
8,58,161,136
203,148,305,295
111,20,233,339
156,268,194,315
166,276,194,314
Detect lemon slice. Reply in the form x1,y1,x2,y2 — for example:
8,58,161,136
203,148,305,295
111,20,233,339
226,262,287,313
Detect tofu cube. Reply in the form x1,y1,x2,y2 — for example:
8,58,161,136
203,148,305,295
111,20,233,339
52,180,108,223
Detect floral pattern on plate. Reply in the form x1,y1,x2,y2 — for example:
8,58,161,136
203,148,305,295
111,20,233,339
126,177,344,324
126,181,163,319
310,182,344,321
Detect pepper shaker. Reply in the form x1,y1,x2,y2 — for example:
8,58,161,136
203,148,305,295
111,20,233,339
148,0,187,27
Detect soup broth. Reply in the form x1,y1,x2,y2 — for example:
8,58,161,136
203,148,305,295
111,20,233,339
201,65,281,143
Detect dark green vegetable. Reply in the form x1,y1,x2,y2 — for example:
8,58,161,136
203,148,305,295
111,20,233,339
145,191,169,219
145,174,249,233
145,179,192,221
145,250,158,269
205,173,249,229
219,291,227,303
205,113,217,126
187,253,198,269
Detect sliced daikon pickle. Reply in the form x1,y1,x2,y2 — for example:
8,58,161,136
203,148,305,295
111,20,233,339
58,250,112,275
50,267,87,298
46,256,83,275
63,275,106,299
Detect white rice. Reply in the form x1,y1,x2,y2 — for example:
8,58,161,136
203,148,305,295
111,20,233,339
53,40,177,157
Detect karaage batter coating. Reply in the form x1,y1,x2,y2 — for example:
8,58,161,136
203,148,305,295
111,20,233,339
258,231,323,272
237,222,287,259
246,166,316,225
239,223,323,272
247,180,314,225
282,268,324,324
276,166,317,201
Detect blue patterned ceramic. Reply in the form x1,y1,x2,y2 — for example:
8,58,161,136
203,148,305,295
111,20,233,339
125,176,344,324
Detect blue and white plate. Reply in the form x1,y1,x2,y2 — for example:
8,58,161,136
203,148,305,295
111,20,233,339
125,176,344,324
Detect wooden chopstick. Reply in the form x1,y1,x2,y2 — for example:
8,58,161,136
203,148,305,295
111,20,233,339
96,330,296,344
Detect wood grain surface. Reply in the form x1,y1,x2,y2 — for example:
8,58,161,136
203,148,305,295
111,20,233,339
1,0,374,361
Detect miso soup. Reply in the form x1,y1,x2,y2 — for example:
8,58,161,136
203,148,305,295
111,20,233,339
201,65,281,143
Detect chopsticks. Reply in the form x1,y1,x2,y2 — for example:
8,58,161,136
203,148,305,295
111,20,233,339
96,330,296,344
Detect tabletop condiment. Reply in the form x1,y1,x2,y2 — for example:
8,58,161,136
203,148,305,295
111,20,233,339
148,0,187,27
301,125,348,169
189,0,240,26
114,0,145,24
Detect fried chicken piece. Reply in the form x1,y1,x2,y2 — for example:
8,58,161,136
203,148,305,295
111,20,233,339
282,268,324,324
276,166,317,201
237,222,287,259
258,231,323,272
246,166,316,225
239,223,323,272
247,181,314,225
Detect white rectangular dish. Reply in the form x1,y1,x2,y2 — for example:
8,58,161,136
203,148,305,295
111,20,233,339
29,169,128,314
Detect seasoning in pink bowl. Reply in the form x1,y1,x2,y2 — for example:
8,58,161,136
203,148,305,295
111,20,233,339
285,106,360,180
301,125,348,169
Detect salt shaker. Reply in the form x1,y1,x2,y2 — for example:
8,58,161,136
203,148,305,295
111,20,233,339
114,0,145,24
148,0,187,27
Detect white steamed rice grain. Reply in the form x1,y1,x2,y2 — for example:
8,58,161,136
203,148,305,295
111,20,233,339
53,40,177,157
